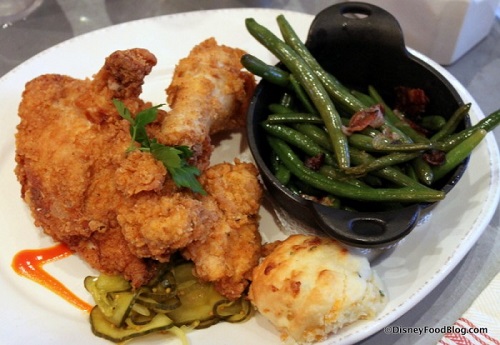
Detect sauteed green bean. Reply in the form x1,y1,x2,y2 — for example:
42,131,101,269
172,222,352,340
245,17,351,169
244,14,500,209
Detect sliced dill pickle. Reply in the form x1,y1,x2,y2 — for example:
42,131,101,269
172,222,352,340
90,306,174,343
139,289,178,301
136,294,181,311
137,283,178,301
214,299,253,323
85,275,134,320
167,261,254,328
106,291,136,327
85,274,131,293
128,309,156,326
167,278,225,328
193,316,220,329
84,276,115,317
84,276,98,292
213,300,240,317
86,259,253,342
172,262,196,284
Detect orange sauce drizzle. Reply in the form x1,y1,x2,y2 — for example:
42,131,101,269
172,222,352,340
12,243,92,312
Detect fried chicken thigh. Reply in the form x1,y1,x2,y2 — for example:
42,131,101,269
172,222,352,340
15,40,261,298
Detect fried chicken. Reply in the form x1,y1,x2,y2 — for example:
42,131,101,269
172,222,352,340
158,38,255,170
15,48,167,286
182,160,263,299
15,40,261,299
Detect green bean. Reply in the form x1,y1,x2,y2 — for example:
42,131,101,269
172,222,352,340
276,14,365,114
360,174,384,187
264,113,323,124
261,123,336,166
345,151,421,176
359,127,381,138
351,90,377,107
288,74,317,114
411,157,434,186
241,53,317,114
293,123,431,188
348,148,429,189
420,115,447,132
433,129,487,181
275,163,291,185
340,116,350,127
240,54,290,87
319,165,369,187
268,136,445,202
347,134,381,151
405,164,419,181
270,150,280,172
431,103,471,141
246,17,350,169
372,141,445,152
269,103,293,114
348,133,445,152
439,108,500,151
293,123,332,151
270,151,291,185
248,15,500,209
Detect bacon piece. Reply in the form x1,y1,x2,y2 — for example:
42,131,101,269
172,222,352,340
343,104,385,135
394,86,429,118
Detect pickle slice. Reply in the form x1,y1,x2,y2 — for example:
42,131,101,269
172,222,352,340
106,291,136,327
85,259,253,342
214,298,253,323
90,306,174,343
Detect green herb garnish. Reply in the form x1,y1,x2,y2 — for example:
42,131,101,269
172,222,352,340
114,99,206,195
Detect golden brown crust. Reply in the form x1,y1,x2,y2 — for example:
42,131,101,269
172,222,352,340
183,160,263,300
15,49,163,286
15,42,261,296
160,38,256,170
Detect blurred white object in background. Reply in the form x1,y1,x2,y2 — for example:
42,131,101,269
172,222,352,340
0,0,43,26
350,0,500,65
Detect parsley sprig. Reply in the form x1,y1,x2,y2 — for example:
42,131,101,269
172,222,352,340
114,99,206,195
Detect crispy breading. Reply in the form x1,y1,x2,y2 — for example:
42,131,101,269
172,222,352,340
15,41,261,297
158,38,256,170
182,160,263,299
117,192,219,262
15,49,165,286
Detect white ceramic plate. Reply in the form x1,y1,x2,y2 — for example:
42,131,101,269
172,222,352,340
0,8,499,345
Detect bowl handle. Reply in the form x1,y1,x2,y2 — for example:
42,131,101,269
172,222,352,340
311,203,421,248
306,1,407,56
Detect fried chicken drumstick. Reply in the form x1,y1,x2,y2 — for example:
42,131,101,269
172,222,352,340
15,39,261,299
158,38,256,170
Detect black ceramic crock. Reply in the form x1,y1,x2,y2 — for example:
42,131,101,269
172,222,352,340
246,2,469,248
